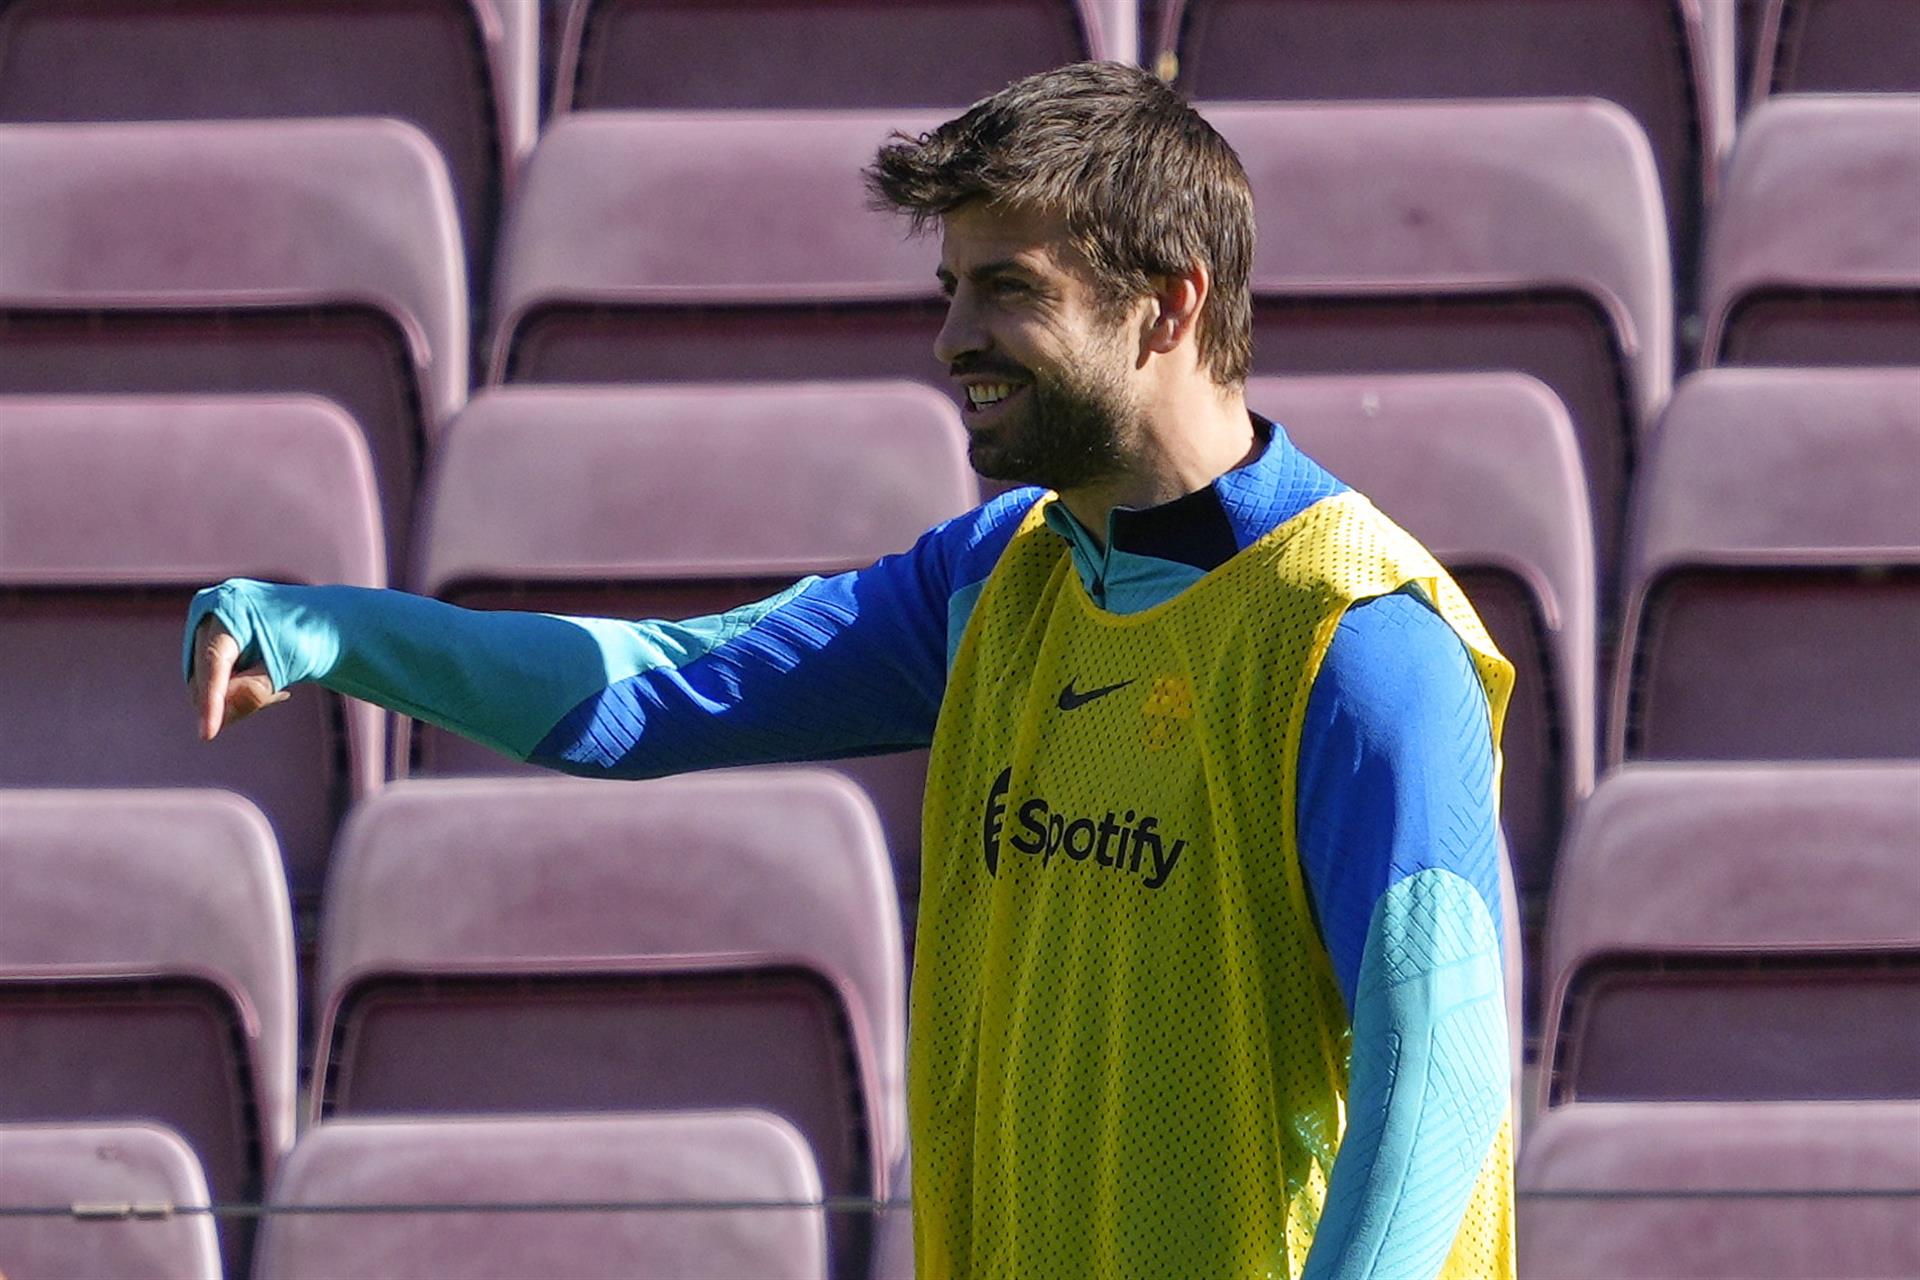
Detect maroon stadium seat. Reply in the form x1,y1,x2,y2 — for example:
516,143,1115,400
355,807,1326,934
551,0,1114,112
313,772,904,1278
0,1122,221,1280
1540,763,1920,1107
0,790,298,1277
1702,95,1920,369
0,396,384,903
1612,368,1920,765
1149,0,1727,305
409,382,977,956
489,109,947,394
1518,1101,1920,1278
0,118,467,579
1254,373,1595,936
0,0,535,300
1209,100,1671,598
1749,0,1920,100
255,1112,826,1280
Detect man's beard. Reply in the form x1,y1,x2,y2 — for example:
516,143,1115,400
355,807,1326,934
964,348,1139,491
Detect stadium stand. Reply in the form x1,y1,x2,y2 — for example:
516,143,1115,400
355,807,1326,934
1518,1100,1920,1278
1613,368,1920,764
0,117,467,580
0,0,536,302
409,381,977,955
1147,0,1728,310
1748,0,1920,100
1254,373,1596,973
311,771,904,1278
254,1112,827,1280
1540,762,1920,1107
1702,94,1920,369
488,109,948,394
0,789,298,1277
1208,100,1670,600
0,1121,221,1280
0,396,385,905
551,0,1120,111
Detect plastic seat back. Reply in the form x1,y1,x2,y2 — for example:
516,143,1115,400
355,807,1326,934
1211,100,1670,596
1541,763,1920,1107
1519,1101,1920,1278
0,396,385,903
0,790,298,1277
410,383,976,961
0,118,467,578
554,0,1109,111
0,1121,221,1280
0,0,532,302
490,110,945,394
1703,95,1920,370
314,772,904,1277
255,1112,826,1280
1613,368,1920,764
1151,0,1724,302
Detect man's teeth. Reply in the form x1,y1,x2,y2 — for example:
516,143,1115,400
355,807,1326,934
967,382,1017,407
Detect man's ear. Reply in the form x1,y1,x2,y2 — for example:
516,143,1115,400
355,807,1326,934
1145,262,1210,356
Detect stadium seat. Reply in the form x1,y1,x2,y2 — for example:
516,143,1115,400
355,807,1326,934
409,382,977,956
1749,0,1920,100
1612,368,1920,764
1254,373,1596,952
489,110,947,393
1702,95,1920,369
0,789,298,1277
551,0,1117,111
1148,0,1727,304
1518,1100,1920,1278
0,1122,221,1280
312,772,904,1278
0,396,385,905
254,1112,827,1280
1209,100,1672,599
0,0,535,301
0,118,467,579
1539,762,1920,1107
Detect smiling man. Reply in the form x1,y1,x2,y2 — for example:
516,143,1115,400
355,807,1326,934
186,63,1515,1279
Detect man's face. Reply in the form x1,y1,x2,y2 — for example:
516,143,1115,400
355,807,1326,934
935,204,1147,490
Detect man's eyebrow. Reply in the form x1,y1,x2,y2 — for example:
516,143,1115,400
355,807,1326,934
935,258,1035,289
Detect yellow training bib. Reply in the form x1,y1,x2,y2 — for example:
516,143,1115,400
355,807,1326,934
911,490,1515,1278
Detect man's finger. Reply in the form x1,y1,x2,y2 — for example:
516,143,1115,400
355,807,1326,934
197,627,239,742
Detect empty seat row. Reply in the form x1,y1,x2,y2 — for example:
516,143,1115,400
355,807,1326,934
0,1111,831,1280
13,94,1920,596
5,761,1911,1272
7,362,1915,998
0,774,900,1278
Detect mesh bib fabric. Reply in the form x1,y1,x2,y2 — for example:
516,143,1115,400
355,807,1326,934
912,490,1516,1278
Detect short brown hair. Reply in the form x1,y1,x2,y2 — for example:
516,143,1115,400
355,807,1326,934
866,61,1254,386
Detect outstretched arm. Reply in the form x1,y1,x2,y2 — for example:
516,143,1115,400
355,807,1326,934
1295,591,1511,1280
184,493,1038,773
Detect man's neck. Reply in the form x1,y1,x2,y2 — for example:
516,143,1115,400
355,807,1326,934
1055,383,1256,546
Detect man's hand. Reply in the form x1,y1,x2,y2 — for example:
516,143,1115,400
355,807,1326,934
188,614,288,741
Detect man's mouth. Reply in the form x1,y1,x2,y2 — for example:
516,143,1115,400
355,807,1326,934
964,381,1026,415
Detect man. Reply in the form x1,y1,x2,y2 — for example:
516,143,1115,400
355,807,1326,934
186,63,1514,1279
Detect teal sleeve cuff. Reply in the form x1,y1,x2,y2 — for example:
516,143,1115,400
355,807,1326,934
183,578,811,761
1301,868,1509,1280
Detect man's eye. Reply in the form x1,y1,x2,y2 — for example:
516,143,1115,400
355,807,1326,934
991,278,1029,297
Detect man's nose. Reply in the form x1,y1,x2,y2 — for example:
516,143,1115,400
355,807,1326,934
933,292,987,367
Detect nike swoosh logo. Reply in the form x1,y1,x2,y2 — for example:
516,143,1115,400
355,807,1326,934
1057,677,1136,712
